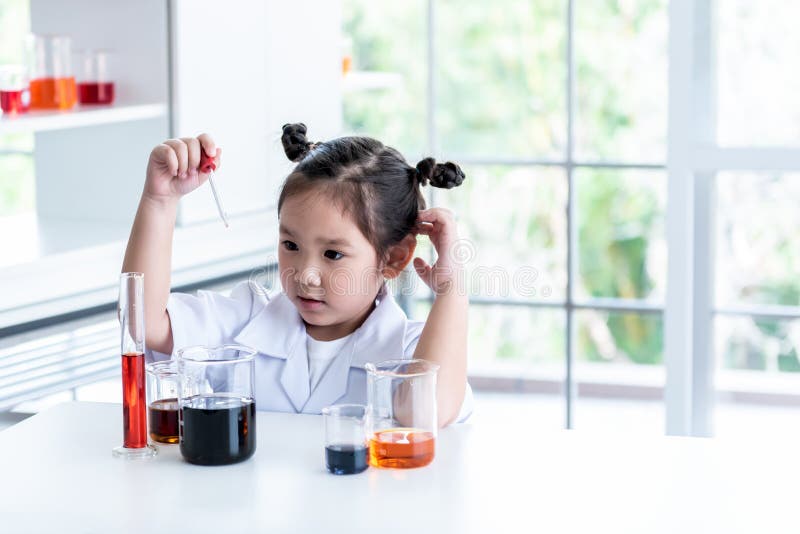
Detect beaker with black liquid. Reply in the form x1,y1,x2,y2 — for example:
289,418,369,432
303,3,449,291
177,345,257,465
322,404,369,475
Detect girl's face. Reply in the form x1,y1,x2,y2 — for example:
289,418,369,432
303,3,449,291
278,189,384,341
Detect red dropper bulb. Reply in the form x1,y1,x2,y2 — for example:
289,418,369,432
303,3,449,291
199,149,217,173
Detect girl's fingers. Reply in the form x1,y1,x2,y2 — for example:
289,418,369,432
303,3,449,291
414,222,435,235
417,207,455,224
154,143,180,177
197,133,220,169
413,257,432,283
164,139,188,177
181,137,201,175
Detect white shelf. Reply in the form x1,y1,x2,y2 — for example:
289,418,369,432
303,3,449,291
0,210,278,330
342,70,403,92
0,102,168,135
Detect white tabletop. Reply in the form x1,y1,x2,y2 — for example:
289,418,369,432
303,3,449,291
0,401,796,533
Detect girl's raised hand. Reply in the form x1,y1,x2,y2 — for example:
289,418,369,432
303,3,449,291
144,134,220,203
413,208,465,296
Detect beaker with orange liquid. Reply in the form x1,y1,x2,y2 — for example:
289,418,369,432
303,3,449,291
365,359,439,468
29,35,76,110
146,360,180,444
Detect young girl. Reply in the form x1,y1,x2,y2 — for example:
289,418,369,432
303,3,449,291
122,123,472,426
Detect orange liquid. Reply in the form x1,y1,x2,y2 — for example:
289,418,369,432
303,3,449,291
368,428,435,468
30,77,77,110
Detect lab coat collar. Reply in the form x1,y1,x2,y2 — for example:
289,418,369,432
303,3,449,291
233,283,410,412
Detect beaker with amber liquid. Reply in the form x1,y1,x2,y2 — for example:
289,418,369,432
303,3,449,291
365,359,439,468
146,360,180,444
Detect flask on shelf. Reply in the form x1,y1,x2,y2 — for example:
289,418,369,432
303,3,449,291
0,65,30,115
77,49,114,105
29,34,76,110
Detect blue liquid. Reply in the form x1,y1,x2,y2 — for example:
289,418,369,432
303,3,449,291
325,444,368,475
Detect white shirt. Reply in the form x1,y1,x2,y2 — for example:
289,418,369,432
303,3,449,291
152,280,473,421
306,333,352,393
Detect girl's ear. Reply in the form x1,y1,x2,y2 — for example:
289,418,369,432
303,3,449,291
382,234,417,279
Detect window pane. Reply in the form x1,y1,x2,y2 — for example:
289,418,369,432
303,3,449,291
575,310,664,434
574,0,667,163
436,0,566,159
575,168,666,301
412,302,566,429
716,173,800,307
435,165,567,301
717,315,800,374
714,315,800,438
467,305,565,382
342,0,427,155
0,0,29,64
716,1,800,146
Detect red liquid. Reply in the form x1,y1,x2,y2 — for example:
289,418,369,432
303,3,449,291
0,89,30,114
78,82,115,105
121,352,147,448
368,428,436,468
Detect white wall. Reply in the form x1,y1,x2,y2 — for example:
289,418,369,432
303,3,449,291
172,0,343,225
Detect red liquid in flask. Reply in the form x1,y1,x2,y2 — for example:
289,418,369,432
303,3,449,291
78,82,114,105
121,352,147,448
0,89,30,114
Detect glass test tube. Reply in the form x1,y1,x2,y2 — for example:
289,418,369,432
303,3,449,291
112,273,157,459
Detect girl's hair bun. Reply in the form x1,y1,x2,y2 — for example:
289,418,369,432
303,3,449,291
281,123,312,162
415,157,466,189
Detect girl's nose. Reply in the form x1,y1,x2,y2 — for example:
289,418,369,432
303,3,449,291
296,266,322,287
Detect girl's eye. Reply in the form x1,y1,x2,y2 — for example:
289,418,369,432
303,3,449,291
282,240,298,251
324,250,344,260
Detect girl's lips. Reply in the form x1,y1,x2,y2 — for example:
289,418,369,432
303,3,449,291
298,296,325,311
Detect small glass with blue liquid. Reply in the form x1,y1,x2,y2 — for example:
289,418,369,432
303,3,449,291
322,404,369,475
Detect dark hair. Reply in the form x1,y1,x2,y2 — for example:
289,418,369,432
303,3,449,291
278,123,465,259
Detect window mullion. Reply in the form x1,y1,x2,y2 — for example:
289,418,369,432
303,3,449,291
565,0,577,430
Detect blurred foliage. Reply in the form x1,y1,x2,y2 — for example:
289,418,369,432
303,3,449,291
344,0,800,375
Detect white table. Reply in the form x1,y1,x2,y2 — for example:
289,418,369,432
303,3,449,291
0,402,796,533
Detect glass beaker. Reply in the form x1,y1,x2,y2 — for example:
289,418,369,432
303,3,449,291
146,360,180,444
322,404,369,475
29,34,76,110
0,65,30,114
112,273,157,459
177,345,257,465
77,49,114,105
365,359,439,468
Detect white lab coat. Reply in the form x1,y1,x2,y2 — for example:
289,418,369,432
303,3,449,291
154,281,473,421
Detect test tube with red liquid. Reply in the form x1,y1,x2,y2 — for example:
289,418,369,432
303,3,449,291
112,273,157,459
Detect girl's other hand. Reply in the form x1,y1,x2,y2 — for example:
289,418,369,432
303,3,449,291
143,134,220,204
412,208,465,296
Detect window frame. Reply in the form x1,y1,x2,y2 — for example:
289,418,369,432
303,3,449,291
411,0,668,430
